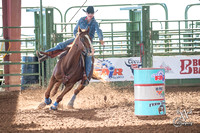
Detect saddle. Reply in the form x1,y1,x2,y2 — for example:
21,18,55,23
59,48,93,85
40,44,93,85
58,47,70,60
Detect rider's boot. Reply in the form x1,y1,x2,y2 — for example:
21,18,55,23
36,51,43,58
36,51,48,62
39,55,48,62
83,77,89,86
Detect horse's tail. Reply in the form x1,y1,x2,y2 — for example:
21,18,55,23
92,71,107,83
92,71,100,80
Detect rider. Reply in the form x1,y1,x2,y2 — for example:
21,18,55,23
37,6,104,86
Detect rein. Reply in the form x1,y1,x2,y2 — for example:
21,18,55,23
61,0,88,32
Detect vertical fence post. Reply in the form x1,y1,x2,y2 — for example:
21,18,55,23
2,0,21,91
39,0,45,87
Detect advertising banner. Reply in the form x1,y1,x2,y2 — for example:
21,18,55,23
92,57,142,82
153,56,200,79
92,55,200,82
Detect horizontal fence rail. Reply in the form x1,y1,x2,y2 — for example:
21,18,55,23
1,19,200,89
53,20,141,58
151,20,200,56
0,26,41,90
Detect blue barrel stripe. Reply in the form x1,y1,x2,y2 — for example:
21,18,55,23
134,69,165,85
135,100,166,116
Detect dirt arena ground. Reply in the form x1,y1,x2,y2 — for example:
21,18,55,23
0,83,200,133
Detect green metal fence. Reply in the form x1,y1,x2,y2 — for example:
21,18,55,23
0,6,64,89
54,20,141,58
150,19,200,86
1,4,200,89
0,26,41,89
151,20,200,55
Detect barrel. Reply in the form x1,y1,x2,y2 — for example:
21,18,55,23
134,68,166,116
21,56,39,89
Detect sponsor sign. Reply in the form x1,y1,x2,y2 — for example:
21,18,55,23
91,55,200,82
92,57,141,82
153,56,200,79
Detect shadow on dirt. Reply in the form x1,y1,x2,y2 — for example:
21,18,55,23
5,123,200,133
0,91,19,132
136,115,170,120
41,108,109,121
0,92,19,125
193,108,200,115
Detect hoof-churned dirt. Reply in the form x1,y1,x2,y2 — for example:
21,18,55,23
0,83,200,133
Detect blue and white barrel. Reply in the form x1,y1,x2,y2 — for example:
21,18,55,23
134,68,166,116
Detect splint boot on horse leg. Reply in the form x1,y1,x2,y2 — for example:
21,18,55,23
36,38,75,62
37,75,58,109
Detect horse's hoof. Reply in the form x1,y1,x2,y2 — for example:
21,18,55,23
67,104,74,109
38,102,47,109
45,98,52,105
49,105,57,110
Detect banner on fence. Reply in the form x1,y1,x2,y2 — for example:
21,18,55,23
91,55,200,82
153,56,200,79
92,57,142,82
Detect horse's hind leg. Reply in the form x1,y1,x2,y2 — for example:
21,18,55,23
67,83,85,109
50,83,74,110
38,75,57,109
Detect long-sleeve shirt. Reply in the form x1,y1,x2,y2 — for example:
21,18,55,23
73,16,103,41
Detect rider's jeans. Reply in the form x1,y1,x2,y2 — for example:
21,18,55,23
45,38,75,52
85,55,92,77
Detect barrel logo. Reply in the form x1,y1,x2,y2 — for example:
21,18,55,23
151,70,165,82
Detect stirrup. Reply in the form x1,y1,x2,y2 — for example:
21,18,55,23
83,78,89,86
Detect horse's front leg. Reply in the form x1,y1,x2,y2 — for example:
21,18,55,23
50,81,62,97
38,75,57,109
50,83,74,110
67,82,85,109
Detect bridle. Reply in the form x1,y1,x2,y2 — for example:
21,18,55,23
79,34,92,56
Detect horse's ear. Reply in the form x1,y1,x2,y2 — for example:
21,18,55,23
78,26,82,33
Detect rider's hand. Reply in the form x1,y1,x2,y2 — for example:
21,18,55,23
100,40,104,46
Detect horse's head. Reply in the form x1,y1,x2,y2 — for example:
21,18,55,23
74,27,92,55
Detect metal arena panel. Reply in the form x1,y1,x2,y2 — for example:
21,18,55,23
0,3,200,90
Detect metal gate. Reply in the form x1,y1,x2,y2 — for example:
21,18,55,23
150,19,200,85
1,4,200,89
0,26,40,90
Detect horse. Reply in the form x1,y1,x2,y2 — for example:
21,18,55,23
38,27,94,110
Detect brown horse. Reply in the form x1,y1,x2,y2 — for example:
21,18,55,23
38,27,94,110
